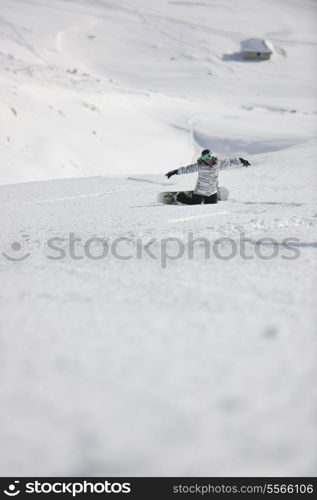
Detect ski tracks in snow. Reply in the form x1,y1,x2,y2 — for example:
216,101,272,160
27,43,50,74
168,211,229,223
1,185,155,207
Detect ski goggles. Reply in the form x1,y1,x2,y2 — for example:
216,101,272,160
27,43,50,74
201,152,213,161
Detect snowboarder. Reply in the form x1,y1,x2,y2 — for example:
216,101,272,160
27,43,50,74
165,149,250,204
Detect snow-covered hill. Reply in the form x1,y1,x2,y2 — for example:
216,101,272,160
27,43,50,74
0,0,316,477
1,0,316,184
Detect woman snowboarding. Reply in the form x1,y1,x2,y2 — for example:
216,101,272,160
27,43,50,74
165,149,250,205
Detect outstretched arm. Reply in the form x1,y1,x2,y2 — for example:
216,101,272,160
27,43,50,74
218,157,250,170
165,163,199,179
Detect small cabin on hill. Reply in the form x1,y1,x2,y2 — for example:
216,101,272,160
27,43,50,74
240,39,273,60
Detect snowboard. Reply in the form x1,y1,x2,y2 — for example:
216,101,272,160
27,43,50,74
157,186,229,205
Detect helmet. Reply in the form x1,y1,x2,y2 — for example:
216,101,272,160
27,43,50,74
201,149,211,157
198,149,215,163
201,151,213,161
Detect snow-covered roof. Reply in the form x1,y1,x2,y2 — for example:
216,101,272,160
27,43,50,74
240,38,273,54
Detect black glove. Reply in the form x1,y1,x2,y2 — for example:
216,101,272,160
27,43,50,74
165,169,178,179
239,157,250,167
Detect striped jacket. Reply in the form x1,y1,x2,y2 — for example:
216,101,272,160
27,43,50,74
176,158,241,196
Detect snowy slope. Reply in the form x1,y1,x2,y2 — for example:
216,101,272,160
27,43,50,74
0,0,317,477
1,0,316,183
